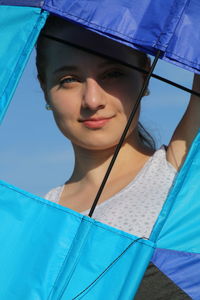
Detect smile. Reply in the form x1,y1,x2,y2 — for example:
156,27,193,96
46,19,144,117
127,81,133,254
80,117,113,129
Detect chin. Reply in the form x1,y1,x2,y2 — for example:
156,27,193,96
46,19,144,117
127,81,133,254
73,138,120,151
61,128,120,150
83,145,117,151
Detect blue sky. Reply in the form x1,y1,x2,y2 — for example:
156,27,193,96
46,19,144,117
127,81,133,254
0,49,193,197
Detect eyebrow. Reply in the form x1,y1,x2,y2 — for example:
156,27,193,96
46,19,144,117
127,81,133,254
53,65,79,75
98,60,123,69
53,60,123,75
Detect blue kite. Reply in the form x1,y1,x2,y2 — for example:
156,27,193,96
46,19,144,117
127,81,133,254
0,1,200,299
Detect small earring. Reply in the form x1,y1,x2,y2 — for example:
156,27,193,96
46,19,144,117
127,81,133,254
144,88,150,96
45,104,52,110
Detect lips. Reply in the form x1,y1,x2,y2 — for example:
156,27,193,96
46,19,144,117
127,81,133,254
80,117,113,129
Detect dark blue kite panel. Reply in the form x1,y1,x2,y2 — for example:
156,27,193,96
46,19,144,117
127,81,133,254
152,248,200,299
2,0,200,72
41,0,200,73
166,0,200,72
0,0,43,7
42,0,184,51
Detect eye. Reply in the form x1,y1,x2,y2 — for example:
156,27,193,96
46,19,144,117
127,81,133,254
102,70,124,80
59,76,80,88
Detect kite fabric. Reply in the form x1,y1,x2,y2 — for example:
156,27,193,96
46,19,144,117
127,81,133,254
1,132,200,299
0,180,155,299
2,0,200,71
0,0,200,299
0,5,48,123
1,0,200,121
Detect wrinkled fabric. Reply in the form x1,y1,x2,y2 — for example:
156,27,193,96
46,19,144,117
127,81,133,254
1,1,200,299
2,0,200,73
42,0,200,73
0,181,154,299
1,1,200,121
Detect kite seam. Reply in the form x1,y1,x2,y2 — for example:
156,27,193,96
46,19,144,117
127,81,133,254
47,219,90,300
152,133,200,241
157,0,188,48
149,262,193,298
165,51,200,67
44,3,200,69
72,237,145,299
0,182,153,245
0,181,83,219
89,221,155,247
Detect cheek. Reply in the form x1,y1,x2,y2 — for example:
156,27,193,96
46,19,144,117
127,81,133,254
48,89,79,119
115,77,142,128
118,85,142,114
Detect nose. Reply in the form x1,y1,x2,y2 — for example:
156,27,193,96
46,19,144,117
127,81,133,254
82,78,106,110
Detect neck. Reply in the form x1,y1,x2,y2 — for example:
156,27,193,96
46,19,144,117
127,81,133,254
68,132,153,188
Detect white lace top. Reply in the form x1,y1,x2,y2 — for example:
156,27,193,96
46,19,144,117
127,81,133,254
45,147,177,238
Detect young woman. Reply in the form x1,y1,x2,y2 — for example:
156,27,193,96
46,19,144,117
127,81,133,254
36,15,200,238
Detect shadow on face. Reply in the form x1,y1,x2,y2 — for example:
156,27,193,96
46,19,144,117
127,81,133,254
36,15,150,89
35,15,153,151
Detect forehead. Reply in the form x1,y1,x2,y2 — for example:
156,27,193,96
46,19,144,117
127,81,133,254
41,15,144,69
43,36,142,73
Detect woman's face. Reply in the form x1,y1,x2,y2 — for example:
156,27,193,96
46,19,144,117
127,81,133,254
42,39,146,150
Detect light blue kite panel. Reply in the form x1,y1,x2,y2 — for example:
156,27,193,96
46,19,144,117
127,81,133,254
1,1,200,299
153,130,200,253
0,180,155,299
0,6,48,123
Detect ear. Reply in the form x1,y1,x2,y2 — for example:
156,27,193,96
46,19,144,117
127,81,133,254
141,57,151,89
144,56,151,74
147,57,151,70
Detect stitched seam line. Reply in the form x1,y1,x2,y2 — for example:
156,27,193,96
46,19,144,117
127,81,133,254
47,219,85,300
57,223,93,300
0,181,154,247
150,263,193,298
166,50,200,67
0,181,82,218
157,0,187,48
73,238,147,299
44,3,200,69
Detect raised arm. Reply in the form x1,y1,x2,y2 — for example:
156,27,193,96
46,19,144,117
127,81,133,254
167,74,200,170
